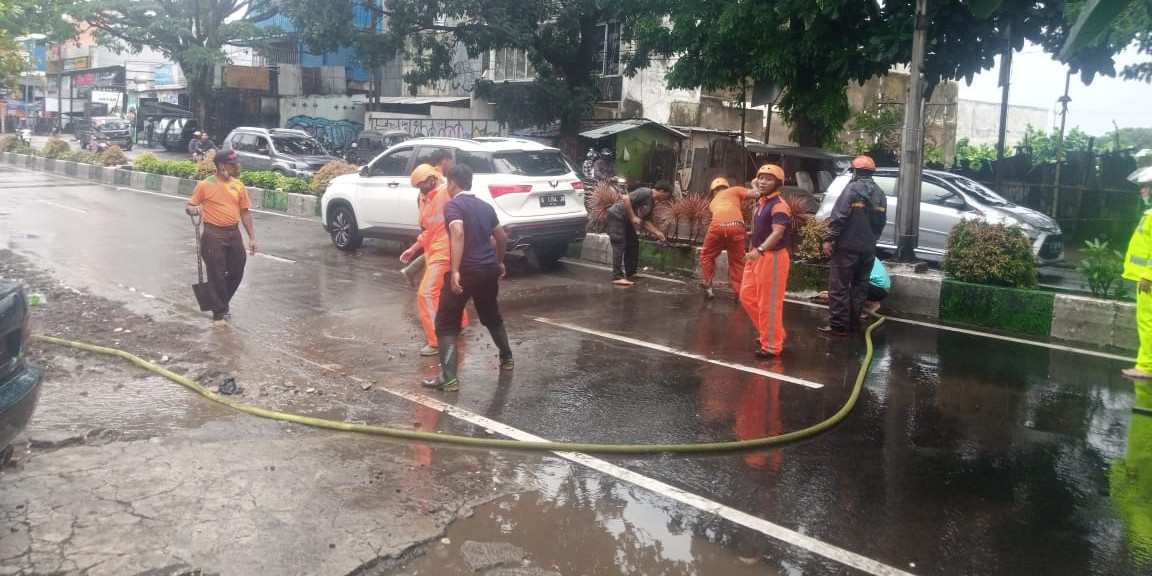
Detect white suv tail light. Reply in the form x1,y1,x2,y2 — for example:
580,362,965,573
489,184,533,198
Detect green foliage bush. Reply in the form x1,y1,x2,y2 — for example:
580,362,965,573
133,151,160,172
158,161,197,179
41,137,71,159
310,160,359,195
796,218,830,262
63,150,99,164
942,220,1037,288
1078,238,1129,299
0,134,17,152
193,150,218,180
97,144,128,166
240,170,280,189
276,175,312,195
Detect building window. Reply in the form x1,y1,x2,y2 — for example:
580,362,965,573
491,47,534,82
594,21,622,77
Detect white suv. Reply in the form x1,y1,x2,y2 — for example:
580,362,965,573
320,137,588,268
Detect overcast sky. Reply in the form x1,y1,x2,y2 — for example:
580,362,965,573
957,44,1152,137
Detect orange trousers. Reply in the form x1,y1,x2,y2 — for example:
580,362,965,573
418,259,467,347
700,225,747,292
739,249,790,355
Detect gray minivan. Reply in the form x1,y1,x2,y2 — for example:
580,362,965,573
816,168,1063,263
222,127,340,178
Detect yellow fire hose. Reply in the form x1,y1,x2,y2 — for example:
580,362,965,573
33,314,885,454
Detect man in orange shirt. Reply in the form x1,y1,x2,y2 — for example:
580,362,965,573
740,164,791,358
184,150,256,327
400,165,468,356
699,177,761,298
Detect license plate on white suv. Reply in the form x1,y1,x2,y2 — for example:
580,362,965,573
540,194,565,207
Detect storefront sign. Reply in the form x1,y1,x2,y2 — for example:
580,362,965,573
91,91,121,106
224,66,270,91
63,57,89,72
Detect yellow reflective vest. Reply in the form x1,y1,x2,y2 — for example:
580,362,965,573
1124,209,1152,282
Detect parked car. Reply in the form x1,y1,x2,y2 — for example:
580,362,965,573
221,127,341,179
321,137,588,269
76,116,133,150
0,278,42,466
155,117,199,152
344,129,411,166
816,168,1064,263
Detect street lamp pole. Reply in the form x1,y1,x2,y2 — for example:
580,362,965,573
1052,70,1072,219
894,0,928,262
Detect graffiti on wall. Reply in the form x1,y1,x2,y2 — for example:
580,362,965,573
285,115,364,153
367,118,505,139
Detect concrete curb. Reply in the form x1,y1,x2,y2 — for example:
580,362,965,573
580,233,1135,353
6,151,321,218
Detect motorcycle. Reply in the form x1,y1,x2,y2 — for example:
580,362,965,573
90,137,109,154
18,128,32,147
343,142,362,166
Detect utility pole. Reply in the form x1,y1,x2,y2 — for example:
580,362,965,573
1052,70,1072,219
995,22,1013,163
894,0,928,262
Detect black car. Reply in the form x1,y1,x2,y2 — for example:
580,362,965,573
76,117,134,151
344,129,410,166
155,117,199,153
0,279,42,465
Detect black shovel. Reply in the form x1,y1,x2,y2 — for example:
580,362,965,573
190,214,222,312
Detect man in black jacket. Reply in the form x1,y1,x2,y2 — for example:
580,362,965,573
820,155,887,336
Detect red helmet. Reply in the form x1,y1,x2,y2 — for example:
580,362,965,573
851,155,876,171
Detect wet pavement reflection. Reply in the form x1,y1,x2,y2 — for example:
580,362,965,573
2,167,1150,575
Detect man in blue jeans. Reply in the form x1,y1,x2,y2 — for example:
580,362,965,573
422,164,514,391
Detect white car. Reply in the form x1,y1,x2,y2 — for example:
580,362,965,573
816,168,1064,263
321,137,588,268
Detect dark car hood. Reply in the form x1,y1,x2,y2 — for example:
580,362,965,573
997,204,1061,233
287,154,341,168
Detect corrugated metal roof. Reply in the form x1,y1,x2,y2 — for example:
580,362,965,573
579,119,686,140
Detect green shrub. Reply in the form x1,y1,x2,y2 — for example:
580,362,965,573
276,175,312,195
133,151,160,172
97,144,128,166
310,160,359,195
159,161,197,179
193,149,217,180
64,150,98,164
0,134,17,152
1078,238,1129,299
239,170,280,189
796,218,830,262
41,137,71,158
942,220,1037,288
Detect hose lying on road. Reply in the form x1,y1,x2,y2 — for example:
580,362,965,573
33,315,885,454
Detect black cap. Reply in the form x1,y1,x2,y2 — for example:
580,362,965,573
214,150,239,164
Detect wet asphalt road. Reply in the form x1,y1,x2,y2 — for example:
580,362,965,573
1,164,1149,576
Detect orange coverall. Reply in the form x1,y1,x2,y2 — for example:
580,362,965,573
739,193,791,355
700,185,752,292
417,185,467,347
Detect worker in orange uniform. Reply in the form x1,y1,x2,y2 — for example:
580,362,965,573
740,164,791,358
699,177,761,298
400,165,468,356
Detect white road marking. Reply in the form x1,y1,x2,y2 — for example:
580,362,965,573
255,252,296,264
36,199,88,213
256,343,913,576
785,298,1135,362
534,317,824,389
560,259,688,284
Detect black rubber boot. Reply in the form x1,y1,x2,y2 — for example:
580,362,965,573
421,334,459,390
488,324,514,370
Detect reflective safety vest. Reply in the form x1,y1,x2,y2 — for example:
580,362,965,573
1124,209,1152,282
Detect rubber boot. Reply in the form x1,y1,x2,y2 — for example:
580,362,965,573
488,324,514,370
422,334,459,390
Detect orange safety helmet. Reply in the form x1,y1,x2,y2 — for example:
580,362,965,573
756,164,785,181
710,177,730,191
410,164,441,188
851,155,876,171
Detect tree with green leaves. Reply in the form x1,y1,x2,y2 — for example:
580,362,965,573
65,0,280,127
1013,124,1093,163
274,0,642,153
628,0,1128,148
1101,127,1152,153
0,0,76,87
